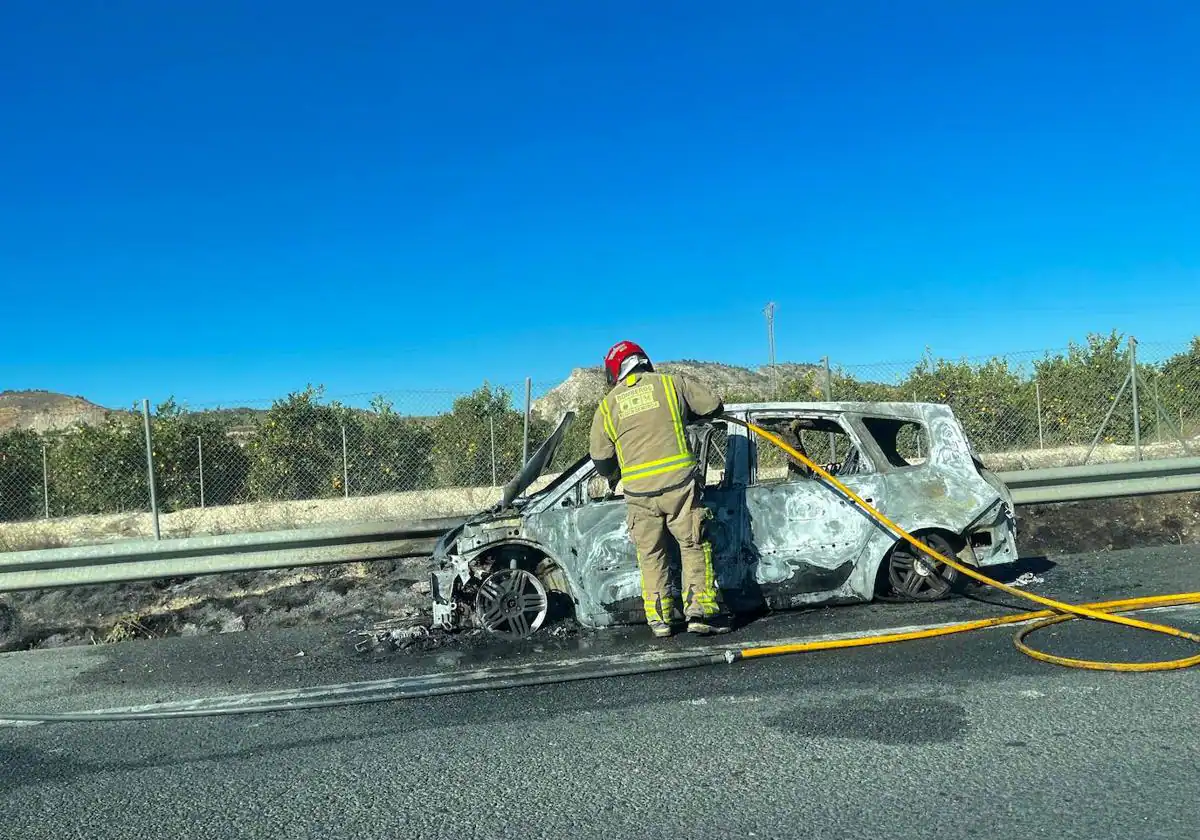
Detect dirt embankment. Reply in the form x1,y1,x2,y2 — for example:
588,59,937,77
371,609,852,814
2,491,1198,654
1016,491,1200,555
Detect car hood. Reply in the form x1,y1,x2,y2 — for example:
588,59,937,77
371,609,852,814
497,410,576,509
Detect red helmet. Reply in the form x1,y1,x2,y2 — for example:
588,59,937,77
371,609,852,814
604,340,652,385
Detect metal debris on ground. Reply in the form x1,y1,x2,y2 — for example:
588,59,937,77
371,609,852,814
1009,572,1046,588
351,617,435,653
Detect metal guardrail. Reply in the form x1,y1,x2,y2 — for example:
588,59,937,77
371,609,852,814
1,457,1198,595
997,456,1200,505
0,517,461,595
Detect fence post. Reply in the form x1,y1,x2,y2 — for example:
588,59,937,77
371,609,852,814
197,436,206,508
1153,377,1163,444
522,377,532,466
1129,336,1141,461
141,399,161,540
1084,373,1131,465
41,444,50,519
913,391,923,459
341,424,350,499
822,357,836,457
489,413,497,488
1035,379,1045,450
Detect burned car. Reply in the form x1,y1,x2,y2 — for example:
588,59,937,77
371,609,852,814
429,402,1018,638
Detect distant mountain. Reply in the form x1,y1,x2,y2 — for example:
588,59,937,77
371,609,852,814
533,361,820,421
0,390,118,434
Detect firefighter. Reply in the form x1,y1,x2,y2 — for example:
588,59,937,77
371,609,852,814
588,340,732,637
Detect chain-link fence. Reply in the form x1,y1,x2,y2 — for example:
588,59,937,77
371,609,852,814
820,334,1200,470
2,333,1198,545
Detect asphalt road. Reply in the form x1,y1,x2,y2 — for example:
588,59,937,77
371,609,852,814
1,545,1199,840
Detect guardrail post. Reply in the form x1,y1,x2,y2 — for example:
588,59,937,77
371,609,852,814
1129,336,1141,461
142,399,161,540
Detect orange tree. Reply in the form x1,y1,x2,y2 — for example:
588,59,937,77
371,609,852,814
0,429,45,522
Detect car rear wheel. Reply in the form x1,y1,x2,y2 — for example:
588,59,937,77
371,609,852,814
886,532,960,601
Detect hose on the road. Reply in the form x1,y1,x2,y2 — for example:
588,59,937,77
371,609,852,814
722,416,1200,671
2,417,1198,724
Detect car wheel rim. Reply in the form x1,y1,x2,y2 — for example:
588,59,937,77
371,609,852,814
888,540,954,600
475,568,549,639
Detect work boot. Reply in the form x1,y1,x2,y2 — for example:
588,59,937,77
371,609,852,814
648,619,674,638
686,615,733,635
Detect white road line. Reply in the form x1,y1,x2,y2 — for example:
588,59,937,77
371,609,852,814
3,603,1197,727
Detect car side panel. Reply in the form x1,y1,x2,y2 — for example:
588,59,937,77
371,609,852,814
523,485,745,628
742,473,886,609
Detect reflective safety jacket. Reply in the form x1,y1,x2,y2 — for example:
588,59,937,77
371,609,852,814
588,370,723,497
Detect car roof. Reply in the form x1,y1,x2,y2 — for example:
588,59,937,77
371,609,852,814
724,400,941,416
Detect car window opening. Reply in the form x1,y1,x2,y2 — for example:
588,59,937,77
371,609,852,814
861,417,927,467
749,415,866,484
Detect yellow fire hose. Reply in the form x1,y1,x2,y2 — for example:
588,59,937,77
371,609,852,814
722,417,1200,672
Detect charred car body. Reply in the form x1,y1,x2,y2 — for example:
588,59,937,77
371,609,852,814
429,402,1018,638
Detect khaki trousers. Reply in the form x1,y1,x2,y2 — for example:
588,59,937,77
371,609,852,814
625,481,720,623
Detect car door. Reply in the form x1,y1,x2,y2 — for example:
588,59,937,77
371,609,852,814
527,423,743,626
741,410,884,607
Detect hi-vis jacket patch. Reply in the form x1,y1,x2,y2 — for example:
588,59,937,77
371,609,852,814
616,384,660,417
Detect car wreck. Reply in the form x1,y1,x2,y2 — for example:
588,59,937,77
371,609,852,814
428,401,1018,638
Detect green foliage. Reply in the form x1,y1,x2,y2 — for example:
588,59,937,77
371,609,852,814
246,386,357,501
0,429,44,522
46,411,148,515
429,384,551,487
346,397,434,493
1156,336,1200,430
906,355,1036,451
779,370,824,401
825,372,902,403
1031,331,1152,447
151,399,250,510
552,403,596,470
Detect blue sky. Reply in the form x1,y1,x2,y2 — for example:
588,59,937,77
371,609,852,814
2,1,1198,410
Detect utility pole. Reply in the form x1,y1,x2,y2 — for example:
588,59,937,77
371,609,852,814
764,302,777,398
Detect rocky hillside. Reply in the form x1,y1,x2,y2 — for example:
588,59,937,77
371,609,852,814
533,361,819,420
0,390,115,433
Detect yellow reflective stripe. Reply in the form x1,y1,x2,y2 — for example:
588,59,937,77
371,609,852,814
622,458,696,484
599,399,624,466
700,541,717,607
624,458,696,482
623,452,694,472
662,376,689,456
622,452,696,478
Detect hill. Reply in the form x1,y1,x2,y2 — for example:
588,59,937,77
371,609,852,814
0,390,116,434
533,361,820,420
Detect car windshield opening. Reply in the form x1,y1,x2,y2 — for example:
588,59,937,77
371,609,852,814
750,415,866,483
